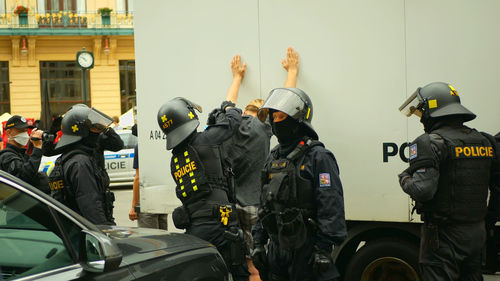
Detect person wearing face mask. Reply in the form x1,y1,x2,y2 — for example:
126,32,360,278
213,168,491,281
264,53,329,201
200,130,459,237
251,88,347,281
47,105,116,225
0,115,48,192
397,82,500,281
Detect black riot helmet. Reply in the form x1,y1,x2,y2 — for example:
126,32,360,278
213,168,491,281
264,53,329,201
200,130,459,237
259,87,318,140
399,82,476,122
157,97,203,150
56,104,113,149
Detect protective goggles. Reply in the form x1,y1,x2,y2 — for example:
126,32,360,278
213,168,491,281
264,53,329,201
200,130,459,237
399,88,424,117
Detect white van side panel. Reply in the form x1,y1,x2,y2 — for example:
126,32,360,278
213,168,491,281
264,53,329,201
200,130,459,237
135,0,500,222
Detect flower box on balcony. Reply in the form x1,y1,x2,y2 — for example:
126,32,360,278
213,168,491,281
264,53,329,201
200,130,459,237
101,14,110,26
18,14,28,26
14,5,29,26
98,7,112,26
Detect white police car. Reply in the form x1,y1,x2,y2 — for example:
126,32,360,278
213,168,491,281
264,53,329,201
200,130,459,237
39,130,137,187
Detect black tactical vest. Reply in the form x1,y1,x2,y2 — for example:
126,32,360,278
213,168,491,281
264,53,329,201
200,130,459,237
423,127,495,223
170,143,231,205
259,138,322,248
48,149,114,222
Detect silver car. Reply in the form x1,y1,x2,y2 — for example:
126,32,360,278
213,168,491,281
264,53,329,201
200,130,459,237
39,130,137,187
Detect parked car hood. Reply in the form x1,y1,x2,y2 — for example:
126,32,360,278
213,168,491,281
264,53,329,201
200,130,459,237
97,225,215,265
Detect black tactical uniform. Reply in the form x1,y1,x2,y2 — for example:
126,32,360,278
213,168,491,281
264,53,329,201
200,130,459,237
252,88,347,281
0,115,49,193
48,105,115,225
0,143,47,192
157,98,249,281
398,82,500,280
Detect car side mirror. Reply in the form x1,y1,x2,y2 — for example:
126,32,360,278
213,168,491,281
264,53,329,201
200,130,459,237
80,230,122,272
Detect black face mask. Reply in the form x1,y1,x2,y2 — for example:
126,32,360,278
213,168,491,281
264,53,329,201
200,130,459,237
83,131,100,148
272,116,301,144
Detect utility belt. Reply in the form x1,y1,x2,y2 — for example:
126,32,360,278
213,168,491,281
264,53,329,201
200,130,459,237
259,206,315,249
172,189,236,229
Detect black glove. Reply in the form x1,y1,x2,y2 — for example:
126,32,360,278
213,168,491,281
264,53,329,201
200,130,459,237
220,101,236,112
311,246,333,275
251,244,267,272
207,108,222,126
48,116,63,135
398,171,411,186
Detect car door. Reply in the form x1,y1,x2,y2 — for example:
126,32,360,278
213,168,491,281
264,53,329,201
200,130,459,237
0,177,134,280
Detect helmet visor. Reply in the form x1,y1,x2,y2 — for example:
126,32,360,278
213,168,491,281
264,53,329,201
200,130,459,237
88,107,113,131
399,89,424,117
261,88,307,120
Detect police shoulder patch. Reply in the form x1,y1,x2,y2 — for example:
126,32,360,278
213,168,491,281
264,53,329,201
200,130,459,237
319,173,331,188
409,143,418,160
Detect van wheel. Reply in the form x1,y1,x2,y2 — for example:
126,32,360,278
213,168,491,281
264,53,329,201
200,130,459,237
344,239,420,281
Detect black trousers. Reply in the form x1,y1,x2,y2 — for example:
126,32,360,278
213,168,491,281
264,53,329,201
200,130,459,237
187,220,249,281
266,236,339,281
419,221,485,281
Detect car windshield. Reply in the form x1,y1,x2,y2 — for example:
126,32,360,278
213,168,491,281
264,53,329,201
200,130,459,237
0,181,77,280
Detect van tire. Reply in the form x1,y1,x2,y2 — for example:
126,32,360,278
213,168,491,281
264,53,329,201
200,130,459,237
344,239,420,281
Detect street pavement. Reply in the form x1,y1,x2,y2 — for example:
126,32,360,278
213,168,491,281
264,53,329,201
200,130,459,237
112,188,500,280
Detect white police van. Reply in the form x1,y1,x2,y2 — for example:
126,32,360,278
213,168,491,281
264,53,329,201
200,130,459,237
40,130,137,187
134,0,500,279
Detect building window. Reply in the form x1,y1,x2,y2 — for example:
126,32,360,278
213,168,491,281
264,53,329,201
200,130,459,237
0,62,10,114
0,0,5,15
45,0,77,12
116,0,134,14
40,61,90,116
119,60,135,114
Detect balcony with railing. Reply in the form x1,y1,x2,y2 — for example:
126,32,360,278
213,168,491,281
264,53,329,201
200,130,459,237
0,10,134,35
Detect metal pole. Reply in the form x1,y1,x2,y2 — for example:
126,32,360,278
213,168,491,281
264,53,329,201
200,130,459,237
82,69,88,105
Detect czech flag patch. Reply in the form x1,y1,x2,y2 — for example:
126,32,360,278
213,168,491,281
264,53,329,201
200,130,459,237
409,144,418,160
319,173,331,188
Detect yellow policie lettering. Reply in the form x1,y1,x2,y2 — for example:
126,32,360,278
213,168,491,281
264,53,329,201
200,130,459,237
49,180,64,191
455,146,493,158
174,161,197,180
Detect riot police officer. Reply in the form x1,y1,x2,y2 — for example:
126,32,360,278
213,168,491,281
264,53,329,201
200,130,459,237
48,105,115,225
157,97,249,281
252,88,347,281
398,82,500,280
